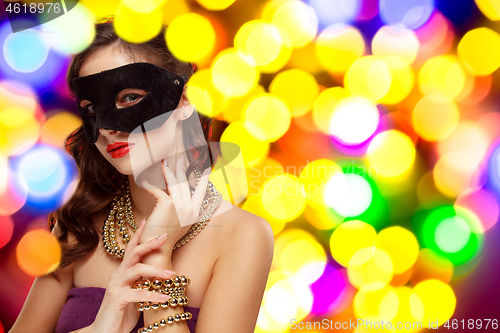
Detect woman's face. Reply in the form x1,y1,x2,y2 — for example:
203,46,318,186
78,45,192,176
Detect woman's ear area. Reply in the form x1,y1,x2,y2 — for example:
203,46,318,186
174,86,195,120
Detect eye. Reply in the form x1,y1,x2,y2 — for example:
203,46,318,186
122,93,142,104
79,100,96,116
116,89,148,109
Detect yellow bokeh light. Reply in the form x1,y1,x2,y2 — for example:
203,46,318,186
475,0,500,20
372,26,419,67
80,0,120,18
161,0,190,24
122,0,166,13
380,287,422,332
348,247,394,291
244,157,283,195
330,220,377,267
280,238,327,275
458,27,500,76
166,13,216,63
259,43,292,74
211,49,259,98
16,229,61,276
375,226,419,274
304,202,344,230
261,174,307,222
354,285,395,319
243,94,291,142
412,94,460,142
186,69,224,117
299,159,341,206
288,42,324,74
221,84,266,123
367,130,416,178
273,229,318,270
378,57,415,105
235,20,283,67
316,25,365,74
40,112,82,147
410,279,456,325
196,0,236,11
260,0,293,21
269,69,319,117
242,195,285,236
271,0,318,48
0,107,41,156
114,4,163,43
312,87,349,134
221,121,269,167
418,55,466,99
345,56,392,102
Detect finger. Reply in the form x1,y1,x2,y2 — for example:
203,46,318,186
162,159,182,201
118,263,175,287
126,218,147,251
141,179,169,202
122,234,168,268
176,156,191,204
119,288,171,304
192,167,211,215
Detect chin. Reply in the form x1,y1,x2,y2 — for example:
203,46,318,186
103,156,134,176
112,164,135,176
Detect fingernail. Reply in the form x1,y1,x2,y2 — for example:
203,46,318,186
161,294,171,299
180,156,184,163
164,270,175,274
163,159,169,167
203,168,211,175
140,218,146,226
157,233,167,240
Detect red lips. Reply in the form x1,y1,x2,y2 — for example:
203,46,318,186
106,142,135,159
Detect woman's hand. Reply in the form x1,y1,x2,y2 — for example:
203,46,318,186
139,156,211,250
88,219,174,333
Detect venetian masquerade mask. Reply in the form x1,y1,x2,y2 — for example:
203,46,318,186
72,62,185,144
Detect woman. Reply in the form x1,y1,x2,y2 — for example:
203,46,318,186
10,22,274,333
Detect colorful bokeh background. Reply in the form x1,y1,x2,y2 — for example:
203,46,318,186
1,0,500,331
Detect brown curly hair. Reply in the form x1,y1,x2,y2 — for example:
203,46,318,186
50,22,215,267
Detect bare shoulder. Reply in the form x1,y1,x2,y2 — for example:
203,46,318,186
212,200,274,253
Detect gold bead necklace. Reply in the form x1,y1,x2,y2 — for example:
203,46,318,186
102,169,222,258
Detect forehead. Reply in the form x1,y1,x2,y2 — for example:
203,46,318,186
79,45,133,78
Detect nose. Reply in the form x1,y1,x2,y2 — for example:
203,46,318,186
99,128,120,136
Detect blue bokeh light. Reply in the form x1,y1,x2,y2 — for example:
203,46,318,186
2,28,50,73
307,0,361,27
379,0,435,30
10,144,78,213
0,20,69,89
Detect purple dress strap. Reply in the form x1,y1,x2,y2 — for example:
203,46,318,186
55,287,199,333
